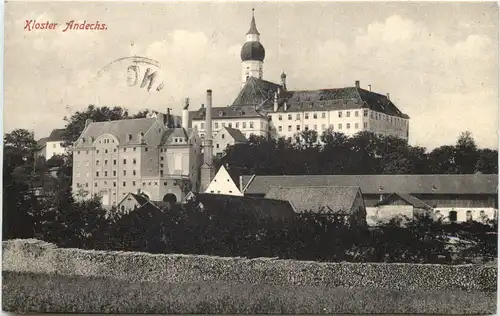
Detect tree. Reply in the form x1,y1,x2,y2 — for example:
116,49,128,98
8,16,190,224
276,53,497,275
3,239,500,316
428,145,457,174
475,149,498,174
454,131,479,174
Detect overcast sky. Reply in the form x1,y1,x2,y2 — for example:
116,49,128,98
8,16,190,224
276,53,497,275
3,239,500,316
4,1,499,150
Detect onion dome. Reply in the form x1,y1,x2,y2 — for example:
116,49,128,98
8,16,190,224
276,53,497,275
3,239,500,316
240,41,266,62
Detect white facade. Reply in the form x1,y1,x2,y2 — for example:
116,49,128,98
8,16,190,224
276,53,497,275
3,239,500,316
45,141,67,158
242,60,263,87
193,117,268,140
268,108,409,141
213,128,247,156
205,165,243,196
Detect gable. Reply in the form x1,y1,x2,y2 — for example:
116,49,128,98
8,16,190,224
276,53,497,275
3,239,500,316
205,166,243,196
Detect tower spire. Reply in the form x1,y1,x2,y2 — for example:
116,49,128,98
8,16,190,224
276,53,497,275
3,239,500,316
246,8,260,35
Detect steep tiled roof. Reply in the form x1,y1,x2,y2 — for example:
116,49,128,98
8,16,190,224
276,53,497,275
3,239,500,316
224,127,247,143
191,104,264,120
241,174,498,195
230,77,409,119
192,193,296,221
160,128,189,145
36,137,48,149
265,185,361,214
130,193,149,206
76,117,158,147
375,193,432,210
232,77,283,107
47,129,66,142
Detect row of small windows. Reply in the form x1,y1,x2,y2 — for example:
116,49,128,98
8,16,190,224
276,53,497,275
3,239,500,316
95,169,138,177
275,110,369,121
77,181,178,188
96,158,138,165
76,147,151,155
277,122,368,132
198,121,256,129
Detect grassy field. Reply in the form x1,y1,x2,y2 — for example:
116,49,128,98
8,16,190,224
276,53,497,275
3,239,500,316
2,271,496,314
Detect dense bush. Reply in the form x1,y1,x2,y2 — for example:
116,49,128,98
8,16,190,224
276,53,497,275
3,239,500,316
14,195,494,264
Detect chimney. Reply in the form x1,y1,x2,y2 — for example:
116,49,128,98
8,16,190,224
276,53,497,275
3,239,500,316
283,101,288,112
355,80,360,89
166,108,173,128
387,93,390,100
368,84,372,92
204,89,213,165
182,98,190,129
273,91,279,112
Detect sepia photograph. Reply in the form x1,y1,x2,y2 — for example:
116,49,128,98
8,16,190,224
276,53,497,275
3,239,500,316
2,1,498,314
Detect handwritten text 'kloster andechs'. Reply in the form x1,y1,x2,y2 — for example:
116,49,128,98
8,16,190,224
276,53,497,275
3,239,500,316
24,20,107,32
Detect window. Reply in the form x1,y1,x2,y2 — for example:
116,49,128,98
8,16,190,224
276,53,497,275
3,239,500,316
222,123,226,127
123,148,127,152
466,210,473,222
133,170,136,176
228,123,232,128
113,181,116,187
313,113,317,119
53,144,56,148
322,112,326,118
133,147,136,152
296,125,300,131
449,211,458,222
278,126,282,132
347,111,351,118
364,122,368,128
96,160,99,166
123,170,127,176
104,160,108,165
114,149,116,152
278,115,283,121
201,123,205,129
313,124,317,130
347,123,351,129
321,124,326,130
96,171,99,177
249,122,254,128
160,170,164,176
104,171,108,176
123,159,126,164
160,156,164,161
113,159,116,165
338,124,342,129
305,124,309,131
122,181,126,187
355,111,359,117
128,134,132,141
94,182,97,187
105,149,108,154
288,125,292,132
222,134,225,139
235,122,239,128
355,123,359,129
85,183,89,188
145,147,148,152
305,113,309,119
215,122,219,129
338,112,342,118
133,158,136,164
133,181,136,186
288,114,292,120
243,122,247,128
296,114,300,120
113,170,116,176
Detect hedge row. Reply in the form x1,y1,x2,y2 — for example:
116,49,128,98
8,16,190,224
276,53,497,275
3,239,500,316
3,239,497,292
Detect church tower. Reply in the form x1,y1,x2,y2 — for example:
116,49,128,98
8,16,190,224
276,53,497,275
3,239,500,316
240,9,265,88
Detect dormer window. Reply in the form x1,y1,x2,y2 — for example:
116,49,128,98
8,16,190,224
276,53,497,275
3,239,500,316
217,110,224,117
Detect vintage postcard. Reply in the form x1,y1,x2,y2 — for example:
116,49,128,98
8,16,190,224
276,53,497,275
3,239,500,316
2,1,498,314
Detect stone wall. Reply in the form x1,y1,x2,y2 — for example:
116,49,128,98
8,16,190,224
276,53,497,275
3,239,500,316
2,239,496,292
